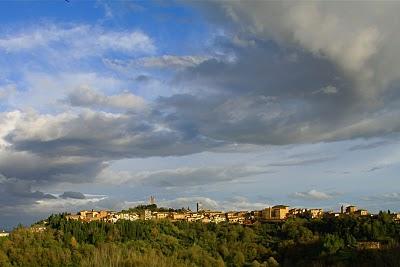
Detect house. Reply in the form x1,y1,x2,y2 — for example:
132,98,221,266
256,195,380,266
211,216,226,223
140,209,152,220
202,217,211,223
98,210,109,219
346,205,357,214
66,214,80,221
171,212,187,221
251,210,263,219
355,209,368,216
186,212,203,222
262,205,289,220
308,208,324,218
29,226,46,233
392,213,400,221
288,208,306,218
118,213,139,221
153,211,169,220
357,241,381,250
0,230,9,237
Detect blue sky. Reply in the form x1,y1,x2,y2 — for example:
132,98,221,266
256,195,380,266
1,1,400,229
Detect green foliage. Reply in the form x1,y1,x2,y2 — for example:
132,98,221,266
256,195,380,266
322,234,345,254
1,213,400,266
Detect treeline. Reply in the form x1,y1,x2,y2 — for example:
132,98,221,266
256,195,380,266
1,212,400,266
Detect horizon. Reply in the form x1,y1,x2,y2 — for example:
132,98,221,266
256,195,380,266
2,1,400,230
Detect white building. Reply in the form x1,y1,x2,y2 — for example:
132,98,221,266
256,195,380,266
0,230,9,237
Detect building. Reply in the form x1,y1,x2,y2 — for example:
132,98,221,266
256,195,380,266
346,205,357,214
288,208,306,218
211,215,226,223
98,210,108,219
186,212,203,222
251,210,263,219
0,230,9,237
141,209,152,220
29,226,46,233
308,209,324,219
171,212,187,221
357,241,381,250
153,211,169,220
118,213,139,221
355,209,368,216
392,213,400,221
262,205,289,220
66,214,80,221
324,211,341,218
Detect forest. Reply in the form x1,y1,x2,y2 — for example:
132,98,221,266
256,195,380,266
1,211,400,266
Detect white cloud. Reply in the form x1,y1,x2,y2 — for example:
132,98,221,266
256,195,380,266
66,86,146,111
97,164,270,187
13,72,127,111
312,85,339,95
131,55,211,69
0,111,21,147
290,189,337,200
0,24,155,56
28,194,108,214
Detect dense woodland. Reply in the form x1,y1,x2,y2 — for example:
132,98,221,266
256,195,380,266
1,209,400,266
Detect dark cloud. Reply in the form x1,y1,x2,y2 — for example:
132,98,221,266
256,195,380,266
137,165,270,187
155,37,392,146
348,140,394,151
60,191,86,199
65,86,146,111
5,111,220,159
268,156,335,167
157,1,400,146
0,150,105,183
0,178,56,208
366,165,388,173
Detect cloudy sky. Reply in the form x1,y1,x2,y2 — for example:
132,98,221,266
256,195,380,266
1,1,400,229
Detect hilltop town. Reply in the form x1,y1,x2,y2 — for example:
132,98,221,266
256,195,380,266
63,197,400,225
3,197,400,267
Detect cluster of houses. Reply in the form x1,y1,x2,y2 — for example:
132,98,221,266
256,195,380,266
0,230,9,237
65,203,389,225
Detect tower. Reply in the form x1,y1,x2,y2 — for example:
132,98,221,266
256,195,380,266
149,196,156,205
196,202,201,212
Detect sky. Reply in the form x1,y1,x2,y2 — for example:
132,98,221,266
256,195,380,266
1,0,400,229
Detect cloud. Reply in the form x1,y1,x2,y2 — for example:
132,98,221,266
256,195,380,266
4,109,219,159
290,189,337,200
0,24,155,56
348,139,393,151
65,86,146,111
269,156,335,167
60,191,86,199
366,165,389,173
0,149,105,183
0,177,56,208
148,1,400,147
97,164,270,187
198,1,400,100
105,55,211,70
362,192,400,202
312,85,339,95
